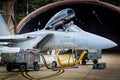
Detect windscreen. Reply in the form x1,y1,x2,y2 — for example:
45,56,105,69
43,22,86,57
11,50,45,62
44,8,75,30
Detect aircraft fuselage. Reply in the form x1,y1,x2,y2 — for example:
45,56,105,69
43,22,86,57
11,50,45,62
23,29,117,50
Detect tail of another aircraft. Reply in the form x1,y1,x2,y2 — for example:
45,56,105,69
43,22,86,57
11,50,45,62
0,13,10,35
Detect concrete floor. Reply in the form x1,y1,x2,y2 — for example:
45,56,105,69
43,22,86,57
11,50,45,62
0,52,120,80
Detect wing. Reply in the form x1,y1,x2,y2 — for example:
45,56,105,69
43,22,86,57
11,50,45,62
0,35,35,42
14,34,53,49
0,34,53,49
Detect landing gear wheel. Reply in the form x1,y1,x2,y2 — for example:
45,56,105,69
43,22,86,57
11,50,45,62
93,59,98,64
6,64,13,72
19,64,26,72
52,61,57,67
34,63,40,71
82,59,86,65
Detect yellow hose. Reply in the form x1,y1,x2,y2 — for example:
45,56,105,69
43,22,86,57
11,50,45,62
57,50,87,67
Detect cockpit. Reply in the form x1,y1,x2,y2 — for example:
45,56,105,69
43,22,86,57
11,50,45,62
63,21,83,32
44,8,75,30
44,8,83,32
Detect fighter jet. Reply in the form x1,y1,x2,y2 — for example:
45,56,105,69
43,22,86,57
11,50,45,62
0,8,117,53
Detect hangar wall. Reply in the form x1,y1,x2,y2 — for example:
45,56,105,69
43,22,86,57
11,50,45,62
16,0,120,51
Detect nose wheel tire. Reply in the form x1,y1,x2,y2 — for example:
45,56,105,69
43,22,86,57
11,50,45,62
82,59,86,65
93,59,98,64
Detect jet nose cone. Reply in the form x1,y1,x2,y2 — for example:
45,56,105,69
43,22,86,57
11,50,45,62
88,33,118,49
105,39,117,48
113,42,118,47
102,39,117,49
